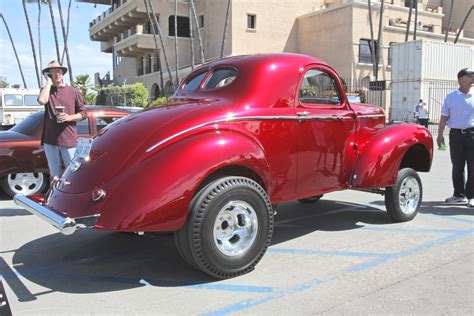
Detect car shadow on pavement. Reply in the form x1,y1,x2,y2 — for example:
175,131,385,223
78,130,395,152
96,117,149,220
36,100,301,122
418,201,474,217
8,231,213,300
271,199,393,245
6,198,395,299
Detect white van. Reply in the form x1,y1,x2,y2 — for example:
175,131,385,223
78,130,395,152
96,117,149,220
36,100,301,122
0,88,43,129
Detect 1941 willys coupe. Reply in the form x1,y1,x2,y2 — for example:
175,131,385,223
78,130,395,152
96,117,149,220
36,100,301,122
15,53,433,279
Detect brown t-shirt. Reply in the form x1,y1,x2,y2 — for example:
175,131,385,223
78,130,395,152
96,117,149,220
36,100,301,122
41,85,86,148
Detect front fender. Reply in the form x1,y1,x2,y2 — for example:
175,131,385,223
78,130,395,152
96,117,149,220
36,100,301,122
96,130,271,232
351,124,433,189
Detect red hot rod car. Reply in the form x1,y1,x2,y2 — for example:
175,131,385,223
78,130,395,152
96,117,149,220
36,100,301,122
15,53,433,279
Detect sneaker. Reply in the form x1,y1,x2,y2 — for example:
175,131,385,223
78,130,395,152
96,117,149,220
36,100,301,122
445,195,467,203
468,199,474,207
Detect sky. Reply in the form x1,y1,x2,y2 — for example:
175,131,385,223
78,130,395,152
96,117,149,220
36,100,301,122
0,0,111,89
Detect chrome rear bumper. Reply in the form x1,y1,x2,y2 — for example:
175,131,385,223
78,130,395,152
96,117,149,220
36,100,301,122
14,194,100,235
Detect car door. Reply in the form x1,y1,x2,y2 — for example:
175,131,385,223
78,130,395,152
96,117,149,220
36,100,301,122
295,65,357,196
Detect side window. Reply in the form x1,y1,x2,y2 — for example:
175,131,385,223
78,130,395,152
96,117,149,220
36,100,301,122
181,71,207,91
299,69,342,105
77,118,90,135
96,117,122,132
24,95,40,106
203,68,237,90
4,94,23,106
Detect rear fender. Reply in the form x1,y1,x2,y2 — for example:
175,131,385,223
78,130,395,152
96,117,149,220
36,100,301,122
97,130,270,232
351,124,433,189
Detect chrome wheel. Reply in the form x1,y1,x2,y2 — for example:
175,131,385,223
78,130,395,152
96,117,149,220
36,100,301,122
213,200,258,256
398,176,420,215
7,173,45,196
385,168,422,222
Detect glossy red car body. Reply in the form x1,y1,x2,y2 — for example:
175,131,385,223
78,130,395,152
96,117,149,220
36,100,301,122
15,54,433,278
0,106,130,196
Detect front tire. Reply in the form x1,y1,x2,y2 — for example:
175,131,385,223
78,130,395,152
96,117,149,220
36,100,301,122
385,168,422,222
175,177,274,279
1,172,48,198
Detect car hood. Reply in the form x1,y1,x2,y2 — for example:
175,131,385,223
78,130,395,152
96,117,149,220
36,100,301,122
59,99,221,193
0,131,31,142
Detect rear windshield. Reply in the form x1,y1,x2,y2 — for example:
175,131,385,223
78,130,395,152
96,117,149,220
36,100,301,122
4,94,23,106
24,95,40,106
11,110,43,137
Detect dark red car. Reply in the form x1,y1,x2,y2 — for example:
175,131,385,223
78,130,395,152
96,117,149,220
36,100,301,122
15,54,433,279
0,106,130,197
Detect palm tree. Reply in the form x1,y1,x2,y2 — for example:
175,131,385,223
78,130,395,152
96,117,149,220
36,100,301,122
375,0,384,81
74,74,91,97
367,0,377,78
22,0,41,88
405,0,413,41
144,12,164,96
444,0,454,42
188,3,195,70
174,0,179,87
57,0,74,83
220,0,231,58
37,0,43,85
413,0,418,40
1,13,28,88
189,0,204,64
144,0,174,92
454,5,473,44
47,0,61,61
61,0,72,63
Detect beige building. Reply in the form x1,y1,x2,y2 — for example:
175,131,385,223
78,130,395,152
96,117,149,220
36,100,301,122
81,0,474,99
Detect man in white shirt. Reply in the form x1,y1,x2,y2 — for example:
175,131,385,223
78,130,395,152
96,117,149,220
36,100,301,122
437,68,474,207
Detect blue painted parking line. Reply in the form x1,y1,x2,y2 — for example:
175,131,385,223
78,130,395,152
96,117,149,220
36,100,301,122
202,278,325,316
203,226,474,315
349,227,474,272
139,279,274,293
267,247,390,257
360,226,465,234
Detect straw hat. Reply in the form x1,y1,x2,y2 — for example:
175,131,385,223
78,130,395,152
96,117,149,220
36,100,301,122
42,60,68,75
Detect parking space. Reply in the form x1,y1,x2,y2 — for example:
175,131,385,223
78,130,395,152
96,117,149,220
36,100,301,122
1,148,473,314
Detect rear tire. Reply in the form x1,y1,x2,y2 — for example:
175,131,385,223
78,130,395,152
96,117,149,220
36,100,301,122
385,168,422,222
174,176,274,279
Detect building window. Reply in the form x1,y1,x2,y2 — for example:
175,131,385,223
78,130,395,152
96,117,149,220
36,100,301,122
359,39,377,64
199,15,204,28
388,42,396,66
404,0,417,8
247,14,256,29
144,14,159,34
137,57,143,76
146,55,152,74
153,54,160,72
168,15,190,37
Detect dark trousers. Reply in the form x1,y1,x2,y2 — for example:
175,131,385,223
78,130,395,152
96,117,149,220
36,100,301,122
449,129,474,199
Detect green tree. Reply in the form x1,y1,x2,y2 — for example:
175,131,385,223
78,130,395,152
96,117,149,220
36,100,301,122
0,77,8,88
74,74,96,105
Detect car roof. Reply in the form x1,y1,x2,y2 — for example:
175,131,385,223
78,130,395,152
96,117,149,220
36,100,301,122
200,53,328,70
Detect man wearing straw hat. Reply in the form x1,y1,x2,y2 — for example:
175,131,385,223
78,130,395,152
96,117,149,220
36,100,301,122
38,60,86,179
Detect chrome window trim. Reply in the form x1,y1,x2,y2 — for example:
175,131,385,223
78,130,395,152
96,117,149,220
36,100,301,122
146,114,356,153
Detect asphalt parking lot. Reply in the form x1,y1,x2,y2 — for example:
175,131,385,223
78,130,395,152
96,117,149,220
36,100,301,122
1,147,473,315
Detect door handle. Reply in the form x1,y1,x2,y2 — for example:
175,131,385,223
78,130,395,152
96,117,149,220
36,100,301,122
297,111,310,117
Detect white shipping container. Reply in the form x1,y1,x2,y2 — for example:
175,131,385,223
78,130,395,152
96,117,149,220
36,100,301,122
391,40,474,81
390,40,474,122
